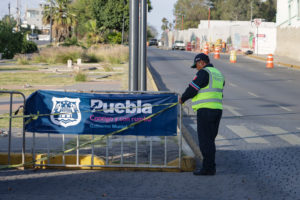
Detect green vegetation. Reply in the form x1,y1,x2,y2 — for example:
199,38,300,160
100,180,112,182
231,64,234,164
75,72,87,82
42,0,152,46
0,16,38,59
0,113,23,129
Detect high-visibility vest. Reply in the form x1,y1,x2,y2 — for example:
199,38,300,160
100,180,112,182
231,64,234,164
191,67,225,111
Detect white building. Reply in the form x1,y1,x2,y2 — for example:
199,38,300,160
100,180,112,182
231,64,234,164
23,3,50,34
275,0,300,61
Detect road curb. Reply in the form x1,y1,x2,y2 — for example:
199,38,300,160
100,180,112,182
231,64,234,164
247,55,300,70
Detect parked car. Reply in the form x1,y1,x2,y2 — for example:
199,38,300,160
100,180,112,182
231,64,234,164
172,41,185,50
28,33,39,40
244,50,253,55
149,38,158,46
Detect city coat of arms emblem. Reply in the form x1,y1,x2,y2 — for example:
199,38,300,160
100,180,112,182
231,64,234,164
50,97,81,128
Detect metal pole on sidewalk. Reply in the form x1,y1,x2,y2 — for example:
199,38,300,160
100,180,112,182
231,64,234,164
129,0,139,91
140,0,147,91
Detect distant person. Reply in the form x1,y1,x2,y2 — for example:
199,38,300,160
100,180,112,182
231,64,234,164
179,53,225,176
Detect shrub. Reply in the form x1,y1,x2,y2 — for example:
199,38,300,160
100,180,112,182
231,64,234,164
75,72,87,82
21,40,38,54
61,37,79,47
0,22,23,58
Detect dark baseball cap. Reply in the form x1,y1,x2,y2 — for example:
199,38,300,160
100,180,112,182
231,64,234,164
191,53,210,68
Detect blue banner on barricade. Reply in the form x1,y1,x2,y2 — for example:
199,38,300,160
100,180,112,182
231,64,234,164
25,90,178,136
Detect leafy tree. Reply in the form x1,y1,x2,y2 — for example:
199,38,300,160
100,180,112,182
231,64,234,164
258,0,276,22
174,0,208,29
161,17,169,31
147,25,158,39
71,0,94,38
0,20,23,58
43,0,77,42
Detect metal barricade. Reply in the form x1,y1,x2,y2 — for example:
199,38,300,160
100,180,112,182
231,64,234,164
0,91,26,166
30,90,182,170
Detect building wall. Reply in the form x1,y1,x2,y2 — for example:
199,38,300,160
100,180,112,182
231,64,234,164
276,0,300,61
167,20,276,54
276,0,300,28
275,27,300,61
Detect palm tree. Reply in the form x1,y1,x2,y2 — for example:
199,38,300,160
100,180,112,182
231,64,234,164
43,0,77,42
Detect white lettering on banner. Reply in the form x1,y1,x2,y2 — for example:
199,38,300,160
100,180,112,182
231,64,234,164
91,100,152,114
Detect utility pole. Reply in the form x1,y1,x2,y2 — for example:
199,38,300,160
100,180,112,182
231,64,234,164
181,15,183,30
250,1,253,24
16,0,21,31
8,3,11,24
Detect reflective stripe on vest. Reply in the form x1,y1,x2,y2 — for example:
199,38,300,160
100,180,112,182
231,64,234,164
191,67,224,111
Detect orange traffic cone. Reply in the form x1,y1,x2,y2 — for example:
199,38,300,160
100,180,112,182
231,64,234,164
266,54,274,68
214,47,220,59
204,44,209,55
230,50,236,63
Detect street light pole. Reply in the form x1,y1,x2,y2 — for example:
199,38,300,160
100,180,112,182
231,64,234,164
129,0,139,91
139,0,147,91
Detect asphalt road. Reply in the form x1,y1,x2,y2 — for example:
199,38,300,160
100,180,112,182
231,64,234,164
147,47,300,199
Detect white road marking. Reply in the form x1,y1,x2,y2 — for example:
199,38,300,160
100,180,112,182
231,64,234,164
223,105,242,116
277,104,292,112
262,126,300,145
247,92,259,97
190,124,232,149
216,135,232,149
263,73,273,76
227,125,269,144
229,83,238,87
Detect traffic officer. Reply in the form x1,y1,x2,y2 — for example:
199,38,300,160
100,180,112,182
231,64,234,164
179,53,225,176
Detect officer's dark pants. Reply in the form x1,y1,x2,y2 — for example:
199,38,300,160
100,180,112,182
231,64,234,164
197,108,222,171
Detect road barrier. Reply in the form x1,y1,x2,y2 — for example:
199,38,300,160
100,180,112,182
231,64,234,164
266,54,274,68
230,50,237,63
0,90,183,171
0,91,26,167
214,47,220,59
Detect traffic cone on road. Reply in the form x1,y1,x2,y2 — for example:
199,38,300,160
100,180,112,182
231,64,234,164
204,44,209,55
214,47,220,59
266,54,274,68
230,50,236,63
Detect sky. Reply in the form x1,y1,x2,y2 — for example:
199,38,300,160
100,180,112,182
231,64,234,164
148,0,177,37
0,0,177,37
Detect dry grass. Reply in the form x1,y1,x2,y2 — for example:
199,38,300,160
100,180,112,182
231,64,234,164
15,54,30,65
32,45,129,65
32,46,84,64
86,45,129,64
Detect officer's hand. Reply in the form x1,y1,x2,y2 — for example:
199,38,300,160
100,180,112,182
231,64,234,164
179,98,183,104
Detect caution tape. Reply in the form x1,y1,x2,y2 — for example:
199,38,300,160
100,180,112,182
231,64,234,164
0,102,179,170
